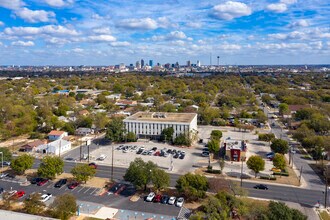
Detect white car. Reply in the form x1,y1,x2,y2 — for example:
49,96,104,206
168,196,176,205
0,173,9,178
176,197,184,207
8,190,17,197
146,192,155,202
40,193,52,202
98,154,107,160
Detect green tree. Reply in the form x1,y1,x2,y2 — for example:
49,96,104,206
210,130,222,140
207,139,220,153
246,155,265,177
37,156,64,179
271,139,289,154
106,117,125,142
174,132,192,146
258,133,275,142
71,164,96,183
176,173,208,201
273,153,286,170
161,127,174,142
268,201,307,220
24,193,45,215
10,154,34,175
126,132,137,142
279,103,289,116
50,194,77,220
292,124,314,142
124,158,157,191
0,147,12,162
151,168,170,191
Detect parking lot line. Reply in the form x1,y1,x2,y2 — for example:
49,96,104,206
64,187,69,191
46,183,53,188
84,187,91,193
77,187,85,193
90,188,98,195
71,186,78,192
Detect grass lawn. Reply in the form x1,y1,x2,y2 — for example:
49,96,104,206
319,210,330,220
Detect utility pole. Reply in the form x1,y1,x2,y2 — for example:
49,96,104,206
299,166,303,183
325,165,328,208
59,139,61,158
240,159,243,187
87,144,90,163
111,145,114,181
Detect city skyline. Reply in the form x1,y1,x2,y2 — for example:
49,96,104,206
0,0,329,65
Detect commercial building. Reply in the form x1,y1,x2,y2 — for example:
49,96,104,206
36,139,71,155
224,139,247,162
123,112,197,140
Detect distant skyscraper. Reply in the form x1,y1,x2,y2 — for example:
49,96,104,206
197,60,201,67
136,61,141,69
141,59,145,67
187,60,191,67
149,60,153,67
175,62,179,68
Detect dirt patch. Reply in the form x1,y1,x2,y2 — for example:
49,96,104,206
130,195,140,202
184,201,202,210
82,177,107,188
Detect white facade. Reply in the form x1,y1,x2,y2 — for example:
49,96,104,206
123,112,197,140
36,139,71,155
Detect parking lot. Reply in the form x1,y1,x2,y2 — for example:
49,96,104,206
0,177,182,218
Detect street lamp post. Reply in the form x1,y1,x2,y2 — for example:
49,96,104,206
240,159,244,187
0,152,3,174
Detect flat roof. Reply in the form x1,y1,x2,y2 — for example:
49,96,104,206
124,112,197,123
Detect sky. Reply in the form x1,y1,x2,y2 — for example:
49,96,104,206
0,0,329,66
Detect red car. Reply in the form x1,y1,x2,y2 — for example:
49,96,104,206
153,194,162,203
89,162,97,169
14,191,25,198
68,182,79,189
37,178,49,186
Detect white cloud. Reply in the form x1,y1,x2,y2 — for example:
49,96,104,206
88,35,116,42
218,44,242,50
157,17,177,28
14,7,56,23
92,27,111,34
0,21,4,26
186,22,202,29
44,0,74,7
0,0,24,10
289,19,310,28
266,3,287,13
280,0,297,5
45,37,70,45
0,42,3,46
11,40,34,46
211,1,252,20
168,31,187,40
117,18,158,30
4,25,79,36
72,48,83,53
110,41,130,47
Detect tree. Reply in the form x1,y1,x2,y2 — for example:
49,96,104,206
106,117,125,142
292,124,314,142
271,139,289,154
50,194,77,220
210,130,222,140
161,127,174,142
207,139,220,153
279,103,289,116
174,132,192,146
268,201,307,220
37,156,64,179
71,164,96,183
151,168,170,191
273,153,286,170
124,158,157,191
24,193,45,215
0,147,12,162
258,133,275,142
126,132,137,142
246,155,265,177
10,154,34,175
176,173,208,201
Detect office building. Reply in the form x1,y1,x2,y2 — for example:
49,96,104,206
141,59,145,67
149,60,153,67
123,112,197,140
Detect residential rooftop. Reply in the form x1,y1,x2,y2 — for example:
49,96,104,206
124,112,197,123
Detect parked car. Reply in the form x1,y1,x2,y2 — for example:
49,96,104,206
153,194,162,203
161,195,169,204
54,178,67,188
254,184,268,190
137,148,144,154
271,167,281,172
40,193,52,202
65,157,74,161
173,153,180,159
146,192,155,202
179,154,185,159
151,147,157,151
168,196,176,205
14,191,25,198
98,154,107,160
2,161,11,166
0,172,9,179
201,152,209,157
89,162,97,169
31,177,43,184
0,187,4,194
142,150,148,155
37,178,49,186
68,182,80,189
176,197,184,207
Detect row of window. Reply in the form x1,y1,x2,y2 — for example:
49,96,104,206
125,122,189,136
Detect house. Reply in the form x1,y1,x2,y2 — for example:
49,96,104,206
106,93,121,100
48,130,68,141
36,139,71,155
78,109,90,116
115,99,137,108
288,105,311,114
19,140,47,152
75,127,94,136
